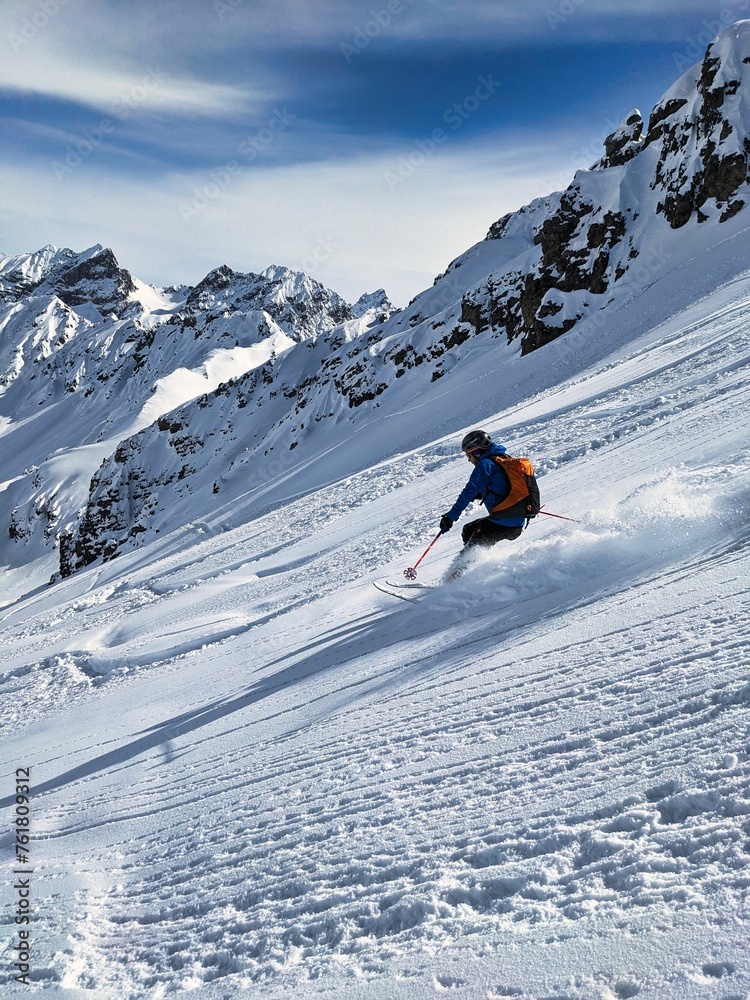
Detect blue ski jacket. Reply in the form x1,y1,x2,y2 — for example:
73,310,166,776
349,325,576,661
445,442,526,527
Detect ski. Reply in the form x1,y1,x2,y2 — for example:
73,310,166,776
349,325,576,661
373,579,435,603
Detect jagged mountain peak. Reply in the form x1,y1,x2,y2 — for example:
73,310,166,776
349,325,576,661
352,289,395,319
53,245,135,315
184,264,238,307
260,263,311,285
0,242,134,315
0,244,75,296
0,244,395,569
183,261,356,341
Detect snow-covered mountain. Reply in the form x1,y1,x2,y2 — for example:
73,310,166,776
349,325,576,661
1,21,750,1000
0,244,393,593
52,19,750,578
0,244,136,313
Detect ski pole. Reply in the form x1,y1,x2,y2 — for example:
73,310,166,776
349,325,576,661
404,532,442,580
539,508,579,523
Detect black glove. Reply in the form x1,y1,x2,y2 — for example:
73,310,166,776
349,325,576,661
440,514,453,533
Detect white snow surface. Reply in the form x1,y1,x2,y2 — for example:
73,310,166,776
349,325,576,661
1,229,749,997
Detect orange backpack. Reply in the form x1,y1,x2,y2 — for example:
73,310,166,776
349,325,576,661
489,455,541,521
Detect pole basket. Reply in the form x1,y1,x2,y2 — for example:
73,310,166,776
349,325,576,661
403,531,442,580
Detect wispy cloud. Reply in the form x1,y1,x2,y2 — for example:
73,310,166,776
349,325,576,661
0,0,274,121
0,50,261,119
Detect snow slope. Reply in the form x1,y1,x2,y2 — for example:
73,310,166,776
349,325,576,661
1,226,749,997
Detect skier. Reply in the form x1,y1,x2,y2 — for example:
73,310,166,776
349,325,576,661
439,430,526,551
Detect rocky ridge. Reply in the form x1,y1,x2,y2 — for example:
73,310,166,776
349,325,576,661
469,25,750,354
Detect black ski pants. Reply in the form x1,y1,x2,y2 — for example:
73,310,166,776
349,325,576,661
461,517,523,548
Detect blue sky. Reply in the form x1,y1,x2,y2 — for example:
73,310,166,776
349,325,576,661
0,0,746,305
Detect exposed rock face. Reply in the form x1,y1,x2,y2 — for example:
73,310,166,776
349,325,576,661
0,245,76,300
52,247,136,314
593,111,645,169
648,31,750,227
59,430,187,573
463,181,634,355
460,24,750,355
182,264,356,342
0,244,135,314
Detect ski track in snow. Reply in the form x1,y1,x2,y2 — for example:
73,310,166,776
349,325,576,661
1,277,750,997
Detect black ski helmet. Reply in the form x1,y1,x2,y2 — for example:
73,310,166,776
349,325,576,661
461,429,492,455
